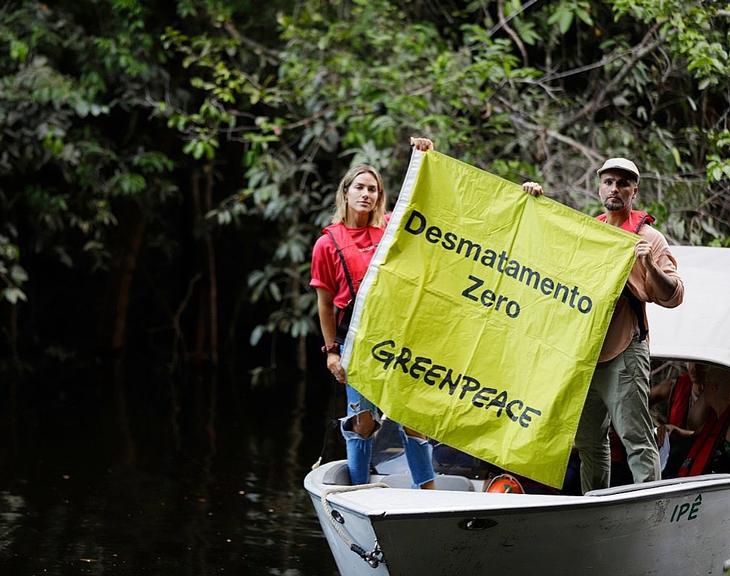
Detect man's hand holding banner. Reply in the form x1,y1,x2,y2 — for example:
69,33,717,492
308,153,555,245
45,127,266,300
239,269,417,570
342,151,638,488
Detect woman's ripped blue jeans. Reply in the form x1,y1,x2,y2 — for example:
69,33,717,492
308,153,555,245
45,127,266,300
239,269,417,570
340,384,435,487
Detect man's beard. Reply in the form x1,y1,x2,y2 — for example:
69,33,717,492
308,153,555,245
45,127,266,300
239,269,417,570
604,198,624,211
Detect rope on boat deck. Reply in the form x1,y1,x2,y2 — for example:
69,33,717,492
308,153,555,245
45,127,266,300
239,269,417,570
321,483,390,569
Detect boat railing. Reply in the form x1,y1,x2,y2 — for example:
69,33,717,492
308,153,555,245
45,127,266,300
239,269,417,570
585,473,730,497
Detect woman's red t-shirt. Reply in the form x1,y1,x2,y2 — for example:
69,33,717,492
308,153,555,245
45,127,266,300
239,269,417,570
310,221,386,310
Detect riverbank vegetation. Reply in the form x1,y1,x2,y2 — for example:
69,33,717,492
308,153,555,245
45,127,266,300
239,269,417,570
1,0,728,375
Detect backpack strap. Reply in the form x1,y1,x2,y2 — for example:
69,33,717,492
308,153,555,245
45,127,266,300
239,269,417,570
324,229,357,302
325,229,357,344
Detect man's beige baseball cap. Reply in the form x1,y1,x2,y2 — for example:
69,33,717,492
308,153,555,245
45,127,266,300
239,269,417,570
597,158,640,183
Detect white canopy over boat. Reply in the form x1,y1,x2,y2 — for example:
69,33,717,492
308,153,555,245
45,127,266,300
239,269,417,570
648,245,730,367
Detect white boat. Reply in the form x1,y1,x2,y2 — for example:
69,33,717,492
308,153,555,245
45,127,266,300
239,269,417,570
304,246,730,575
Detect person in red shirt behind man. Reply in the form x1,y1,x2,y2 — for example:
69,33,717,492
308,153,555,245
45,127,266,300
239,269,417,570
678,365,730,477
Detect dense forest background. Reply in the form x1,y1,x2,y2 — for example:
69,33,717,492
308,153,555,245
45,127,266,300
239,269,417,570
1,0,729,379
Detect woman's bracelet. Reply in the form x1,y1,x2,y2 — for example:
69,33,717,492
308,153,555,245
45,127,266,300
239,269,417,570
321,343,340,355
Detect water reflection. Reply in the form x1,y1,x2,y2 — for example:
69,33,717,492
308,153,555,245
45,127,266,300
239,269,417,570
0,361,340,575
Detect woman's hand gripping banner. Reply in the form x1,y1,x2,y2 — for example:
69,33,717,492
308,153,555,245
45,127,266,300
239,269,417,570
342,151,638,488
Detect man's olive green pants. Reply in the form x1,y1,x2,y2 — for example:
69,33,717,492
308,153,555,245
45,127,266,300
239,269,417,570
575,336,660,494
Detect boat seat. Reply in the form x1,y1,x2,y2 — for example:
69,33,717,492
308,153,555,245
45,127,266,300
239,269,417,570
322,462,352,486
321,461,476,491
381,473,475,491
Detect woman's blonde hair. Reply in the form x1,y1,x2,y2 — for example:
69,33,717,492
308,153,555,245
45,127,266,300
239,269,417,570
331,164,386,227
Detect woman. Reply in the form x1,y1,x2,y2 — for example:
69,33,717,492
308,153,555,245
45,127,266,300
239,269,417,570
310,137,436,488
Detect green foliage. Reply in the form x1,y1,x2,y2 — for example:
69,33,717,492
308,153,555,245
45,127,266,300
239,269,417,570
612,0,729,88
547,0,593,35
1,0,729,367
706,130,730,183
0,0,179,335
0,232,26,304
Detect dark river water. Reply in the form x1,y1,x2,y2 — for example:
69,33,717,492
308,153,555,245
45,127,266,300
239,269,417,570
0,360,342,576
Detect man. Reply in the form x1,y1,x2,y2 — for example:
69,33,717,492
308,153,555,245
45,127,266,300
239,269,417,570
523,158,684,493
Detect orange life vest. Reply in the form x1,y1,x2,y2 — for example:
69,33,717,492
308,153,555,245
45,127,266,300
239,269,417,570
596,209,654,233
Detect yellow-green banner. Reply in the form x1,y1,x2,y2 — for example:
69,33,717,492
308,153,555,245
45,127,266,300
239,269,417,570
342,151,639,488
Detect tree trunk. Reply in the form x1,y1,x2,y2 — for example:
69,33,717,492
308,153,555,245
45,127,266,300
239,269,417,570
191,167,206,362
105,358,137,466
3,302,19,364
110,214,146,353
292,271,307,372
190,164,219,367
203,164,219,367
